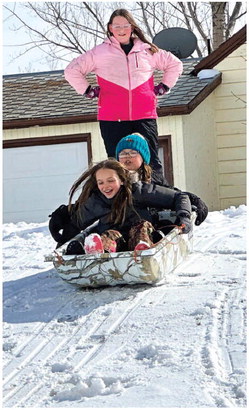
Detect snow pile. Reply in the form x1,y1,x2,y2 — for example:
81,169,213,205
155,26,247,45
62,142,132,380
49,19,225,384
51,374,124,402
2,205,247,407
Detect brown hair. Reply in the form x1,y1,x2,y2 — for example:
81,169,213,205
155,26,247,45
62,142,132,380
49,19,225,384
107,9,159,54
69,159,134,225
137,163,152,183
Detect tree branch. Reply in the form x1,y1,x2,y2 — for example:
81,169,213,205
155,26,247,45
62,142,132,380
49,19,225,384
226,2,242,37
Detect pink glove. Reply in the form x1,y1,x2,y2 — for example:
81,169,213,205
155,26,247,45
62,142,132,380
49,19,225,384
154,83,170,96
84,86,100,99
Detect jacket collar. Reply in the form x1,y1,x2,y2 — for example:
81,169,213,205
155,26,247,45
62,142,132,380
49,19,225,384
93,189,114,204
104,36,151,53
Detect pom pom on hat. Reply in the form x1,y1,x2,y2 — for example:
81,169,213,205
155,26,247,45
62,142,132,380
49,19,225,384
116,133,151,164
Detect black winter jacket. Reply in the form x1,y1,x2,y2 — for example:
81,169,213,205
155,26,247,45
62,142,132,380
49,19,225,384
72,181,191,238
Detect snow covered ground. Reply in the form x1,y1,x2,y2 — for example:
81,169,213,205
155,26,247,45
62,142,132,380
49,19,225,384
2,205,247,408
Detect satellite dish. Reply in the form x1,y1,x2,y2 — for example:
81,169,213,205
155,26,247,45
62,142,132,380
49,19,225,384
153,27,197,59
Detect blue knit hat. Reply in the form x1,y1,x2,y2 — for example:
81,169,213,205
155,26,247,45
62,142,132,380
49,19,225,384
115,133,151,164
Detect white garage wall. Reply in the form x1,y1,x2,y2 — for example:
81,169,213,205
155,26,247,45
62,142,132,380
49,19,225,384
3,141,88,223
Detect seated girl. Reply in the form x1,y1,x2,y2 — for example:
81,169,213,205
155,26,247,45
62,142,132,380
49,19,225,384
116,132,208,225
63,159,192,254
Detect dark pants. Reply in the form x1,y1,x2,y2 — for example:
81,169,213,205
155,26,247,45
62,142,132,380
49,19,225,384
99,119,169,185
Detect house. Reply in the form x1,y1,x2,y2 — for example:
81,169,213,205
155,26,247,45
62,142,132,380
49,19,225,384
3,26,246,223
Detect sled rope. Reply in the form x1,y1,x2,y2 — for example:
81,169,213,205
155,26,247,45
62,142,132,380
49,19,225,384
54,250,65,265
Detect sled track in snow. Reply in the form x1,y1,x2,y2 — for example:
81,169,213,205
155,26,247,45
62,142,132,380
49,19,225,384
194,225,247,407
193,221,242,254
3,250,34,280
3,290,83,406
177,221,247,277
200,281,246,407
172,221,247,407
3,285,153,407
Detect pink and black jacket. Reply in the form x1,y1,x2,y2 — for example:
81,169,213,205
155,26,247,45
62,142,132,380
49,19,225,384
64,36,183,122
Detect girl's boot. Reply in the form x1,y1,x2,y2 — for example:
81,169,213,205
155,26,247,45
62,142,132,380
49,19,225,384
128,220,154,251
84,233,104,254
101,230,123,253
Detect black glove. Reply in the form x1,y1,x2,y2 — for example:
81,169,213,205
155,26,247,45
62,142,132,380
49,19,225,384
49,204,80,247
84,85,100,98
176,212,192,234
184,192,208,225
154,83,170,96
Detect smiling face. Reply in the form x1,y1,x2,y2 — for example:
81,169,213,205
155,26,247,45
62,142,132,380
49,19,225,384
109,16,133,45
96,168,122,199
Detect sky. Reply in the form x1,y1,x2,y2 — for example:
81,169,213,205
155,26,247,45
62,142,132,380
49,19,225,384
2,2,63,75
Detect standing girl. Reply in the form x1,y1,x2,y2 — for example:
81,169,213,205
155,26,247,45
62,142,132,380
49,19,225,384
64,8,183,185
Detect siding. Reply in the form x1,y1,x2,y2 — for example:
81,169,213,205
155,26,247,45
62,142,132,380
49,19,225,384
214,44,246,209
182,95,220,211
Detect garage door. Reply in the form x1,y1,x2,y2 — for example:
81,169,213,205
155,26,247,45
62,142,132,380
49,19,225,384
3,138,90,223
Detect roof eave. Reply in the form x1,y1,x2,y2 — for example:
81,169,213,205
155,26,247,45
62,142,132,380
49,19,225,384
2,113,98,130
158,73,222,116
191,25,246,75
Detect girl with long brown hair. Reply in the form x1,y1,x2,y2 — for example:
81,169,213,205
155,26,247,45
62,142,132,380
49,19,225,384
63,158,192,255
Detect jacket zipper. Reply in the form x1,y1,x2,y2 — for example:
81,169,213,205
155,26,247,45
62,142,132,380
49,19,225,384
127,55,132,120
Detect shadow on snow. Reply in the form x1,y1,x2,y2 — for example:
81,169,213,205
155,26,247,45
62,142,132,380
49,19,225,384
3,268,150,324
